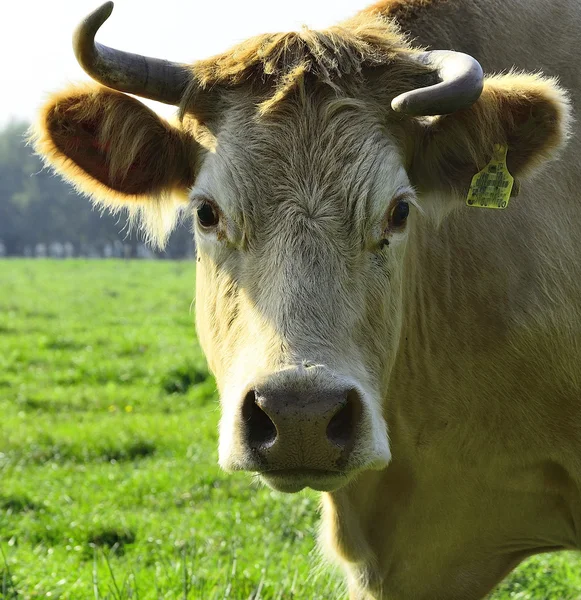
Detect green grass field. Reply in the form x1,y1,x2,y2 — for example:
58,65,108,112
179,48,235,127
1,260,580,599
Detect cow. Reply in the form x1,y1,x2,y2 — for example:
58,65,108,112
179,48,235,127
33,1,581,598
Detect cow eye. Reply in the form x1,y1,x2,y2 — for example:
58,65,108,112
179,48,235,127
196,200,220,229
389,200,409,229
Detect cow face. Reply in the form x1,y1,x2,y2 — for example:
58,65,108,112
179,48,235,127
34,9,569,493
193,95,410,491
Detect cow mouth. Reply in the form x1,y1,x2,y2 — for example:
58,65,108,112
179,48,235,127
259,468,349,493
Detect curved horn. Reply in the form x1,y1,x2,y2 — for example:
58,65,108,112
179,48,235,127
73,2,190,105
391,50,484,116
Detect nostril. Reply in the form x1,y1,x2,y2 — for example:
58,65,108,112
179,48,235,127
326,390,361,450
242,390,277,450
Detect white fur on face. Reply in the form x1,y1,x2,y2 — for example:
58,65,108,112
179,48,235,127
193,95,414,480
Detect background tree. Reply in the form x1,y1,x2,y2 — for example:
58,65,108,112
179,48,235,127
0,122,194,258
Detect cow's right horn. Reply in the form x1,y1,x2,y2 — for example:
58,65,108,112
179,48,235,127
391,50,484,117
73,2,191,105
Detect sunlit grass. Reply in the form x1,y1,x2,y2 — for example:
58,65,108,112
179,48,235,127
0,259,580,598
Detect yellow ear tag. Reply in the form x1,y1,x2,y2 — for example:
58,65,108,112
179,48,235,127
466,144,514,209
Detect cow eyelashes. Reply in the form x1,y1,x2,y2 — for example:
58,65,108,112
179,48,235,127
196,199,220,230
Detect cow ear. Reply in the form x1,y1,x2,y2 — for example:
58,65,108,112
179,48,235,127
32,84,199,244
409,73,571,197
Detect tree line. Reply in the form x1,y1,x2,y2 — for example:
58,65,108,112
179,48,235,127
0,121,194,259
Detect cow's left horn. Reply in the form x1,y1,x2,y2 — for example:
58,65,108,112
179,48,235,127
73,2,190,105
391,50,484,116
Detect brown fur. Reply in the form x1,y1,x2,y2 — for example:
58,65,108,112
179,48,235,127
32,84,197,245
410,73,571,194
361,0,450,24
182,12,420,115
357,0,465,50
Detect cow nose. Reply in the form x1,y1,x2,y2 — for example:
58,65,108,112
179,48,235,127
242,383,362,469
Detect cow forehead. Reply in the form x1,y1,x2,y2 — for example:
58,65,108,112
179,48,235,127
192,96,410,228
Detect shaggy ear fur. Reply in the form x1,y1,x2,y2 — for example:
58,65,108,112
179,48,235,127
32,84,199,245
409,73,571,195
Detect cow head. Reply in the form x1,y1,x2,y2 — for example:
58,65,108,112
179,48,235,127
34,2,570,492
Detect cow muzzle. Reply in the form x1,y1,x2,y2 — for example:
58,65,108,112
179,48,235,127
220,365,390,492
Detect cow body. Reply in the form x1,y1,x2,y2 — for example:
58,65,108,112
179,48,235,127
326,2,581,598
34,1,581,598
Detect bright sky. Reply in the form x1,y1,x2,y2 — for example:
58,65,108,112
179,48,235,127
3,0,370,127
